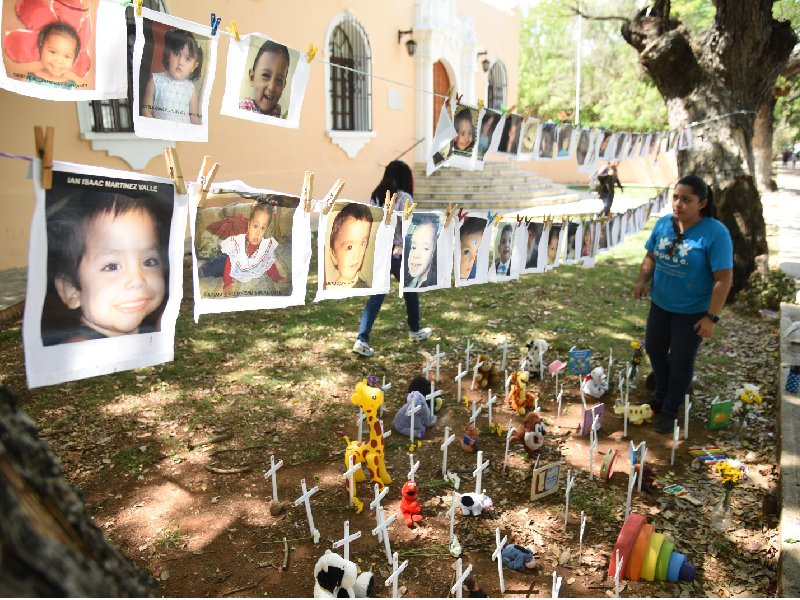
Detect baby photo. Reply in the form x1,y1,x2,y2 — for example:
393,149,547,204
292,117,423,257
497,113,522,155
493,223,514,277
564,221,579,262
403,213,443,289
546,223,562,266
613,133,628,161
459,216,487,281
194,192,299,299
599,131,614,160
476,109,501,161
324,201,383,289
625,133,640,160
537,122,556,160
575,128,591,166
519,118,541,156
597,220,609,252
581,220,595,259
525,221,545,269
556,123,574,159
451,104,479,157
40,170,173,347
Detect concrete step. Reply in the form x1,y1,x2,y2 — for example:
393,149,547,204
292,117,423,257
415,182,552,195
418,185,571,201
414,192,581,211
415,174,546,188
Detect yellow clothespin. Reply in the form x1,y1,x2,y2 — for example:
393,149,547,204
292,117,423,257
163,147,186,194
135,0,143,15
493,213,504,226
226,20,240,42
477,99,484,111
403,198,417,221
34,125,54,190
383,191,397,225
522,107,532,121
320,179,345,215
196,155,219,207
444,203,459,229
307,44,318,63
301,171,314,214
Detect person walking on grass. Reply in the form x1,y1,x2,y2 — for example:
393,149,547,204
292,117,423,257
631,175,733,434
595,162,623,217
353,161,432,357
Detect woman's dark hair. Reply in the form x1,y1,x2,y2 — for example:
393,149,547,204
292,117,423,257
162,29,203,81
38,23,80,63
252,40,290,74
371,160,414,204
676,174,716,218
403,215,440,287
329,202,373,248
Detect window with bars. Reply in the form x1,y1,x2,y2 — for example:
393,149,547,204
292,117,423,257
487,61,507,111
328,17,371,132
87,0,168,133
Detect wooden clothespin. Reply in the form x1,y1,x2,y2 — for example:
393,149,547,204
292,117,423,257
403,198,417,221
210,13,221,36
307,44,318,63
320,179,345,215
444,203,459,228
477,99,484,111
226,20,240,41
163,147,186,194
301,171,314,214
384,191,397,225
522,108,532,121
134,0,142,15
34,126,54,190
457,207,468,223
516,215,524,227
196,156,219,206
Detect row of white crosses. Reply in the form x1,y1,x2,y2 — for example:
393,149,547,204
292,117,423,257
427,381,442,415
370,483,396,564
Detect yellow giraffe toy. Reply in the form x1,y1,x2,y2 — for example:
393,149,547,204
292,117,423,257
341,379,392,513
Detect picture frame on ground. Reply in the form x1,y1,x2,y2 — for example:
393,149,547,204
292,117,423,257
220,33,311,129
23,161,187,388
133,7,218,142
401,211,452,293
0,0,127,100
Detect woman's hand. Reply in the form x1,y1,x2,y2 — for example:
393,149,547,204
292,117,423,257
694,317,716,339
632,282,649,300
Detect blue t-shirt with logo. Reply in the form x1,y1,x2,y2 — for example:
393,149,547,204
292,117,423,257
644,215,733,314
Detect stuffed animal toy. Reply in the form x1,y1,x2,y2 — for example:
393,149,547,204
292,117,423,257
460,492,493,516
501,544,537,572
472,354,502,390
510,412,546,457
633,463,659,493
461,421,480,452
521,339,548,377
400,480,423,526
313,549,374,598
581,366,609,399
507,370,536,415
407,375,442,414
392,391,437,439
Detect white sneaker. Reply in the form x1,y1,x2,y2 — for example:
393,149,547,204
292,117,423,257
353,339,374,357
408,327,432,341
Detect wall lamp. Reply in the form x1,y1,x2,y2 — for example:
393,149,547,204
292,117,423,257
477,51,490,72
398,29,417,56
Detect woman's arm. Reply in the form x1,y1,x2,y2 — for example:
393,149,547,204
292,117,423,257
632,251,656,299
694,267,733,338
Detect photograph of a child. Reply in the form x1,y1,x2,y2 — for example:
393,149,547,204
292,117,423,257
459,216,487,281
581,129,602,172
613,133,628,161
639,133,651,157
519,118,540,156
575,129,591,166
625,133,640,160
678,127,692,150
598,220,609,252
451,105,478,157
403,213,443,289
556,123,573,159
324,202,383,289
493,223,514,277
497,113,522,155
40,171,173,346
477,109,501,161
547,224,562,266
564,221,580,262
537,122,556,160
525,221,544,269
238,38,298,118
194,193,298,299
667,130,679,152
599,131,614,160
581,220,595,258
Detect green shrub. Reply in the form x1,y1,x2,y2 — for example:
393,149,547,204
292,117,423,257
737,270,798,311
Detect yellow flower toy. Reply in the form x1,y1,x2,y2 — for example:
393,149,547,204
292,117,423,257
735,384,762,405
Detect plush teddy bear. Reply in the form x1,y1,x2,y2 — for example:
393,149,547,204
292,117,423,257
521,339,548,377
581,366,609,399
460,492,493,516
473,354,502,390
507,371,536,415
392,391,437,440
461,421,480,453
400,480,423,526
633,463,659,493
510,412,546,457
313,550,374,598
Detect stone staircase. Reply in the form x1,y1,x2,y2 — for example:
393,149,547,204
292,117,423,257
412,161,580,211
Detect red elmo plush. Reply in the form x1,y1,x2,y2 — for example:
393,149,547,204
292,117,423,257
400,481,423,527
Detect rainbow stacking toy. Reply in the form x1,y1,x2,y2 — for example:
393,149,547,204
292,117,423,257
608,513,696,583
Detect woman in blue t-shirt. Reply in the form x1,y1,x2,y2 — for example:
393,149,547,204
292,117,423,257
631,175,733,433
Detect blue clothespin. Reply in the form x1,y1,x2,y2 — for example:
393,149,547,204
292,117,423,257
210,13,221,36
487,210,498,224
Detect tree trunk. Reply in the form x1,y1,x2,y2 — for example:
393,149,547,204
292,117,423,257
753,93,777,192
0,386,157,596
621,0,797,295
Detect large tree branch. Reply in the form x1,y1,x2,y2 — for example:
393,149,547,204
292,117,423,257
567,6,630,24
783,49,800,79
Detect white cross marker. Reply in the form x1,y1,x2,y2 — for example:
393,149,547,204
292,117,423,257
446,490,462,544
343,454,361,507
671,421,680,465
625,468,638,522
608,347,613,375
455,363,468,402
492,528,508,593
625,361,631,405
407,402,423,445
554,366,560,398
441,426,456,478
358,408,366,443
486,389,498,424
623,400,629,438
473,450,490,495
589,427,597,481
465,340,474,373
470,402,483,427
426,382,442,416
451,558,473,599
552,571,563,598
556,385,564,429
433,344,446,381
637,444,648,493
408,454,420,482
264,455,283,503
539,349,545,380
684,395,692,441
380,376,391,418
499,339,514,372
580,385,587,411
564,469,576,528
503,421,514,474
614,549,624,598
579,511,586,565
384,551,409,599
293,479,320,541
505,369,510,403
332,521,361,562
380,419,392,440
370,483,390,543
471,357,485,390
372,510,398,564
423,357,434,380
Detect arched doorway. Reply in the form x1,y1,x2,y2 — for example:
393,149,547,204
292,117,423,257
487,61,506,110
433,60,450,135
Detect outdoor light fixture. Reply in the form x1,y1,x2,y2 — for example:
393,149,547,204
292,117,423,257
398,29,416,56
478,51,490,72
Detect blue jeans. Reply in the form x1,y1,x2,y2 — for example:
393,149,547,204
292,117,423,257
596,192,614,217
645,302,705,419
357,256,420,344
